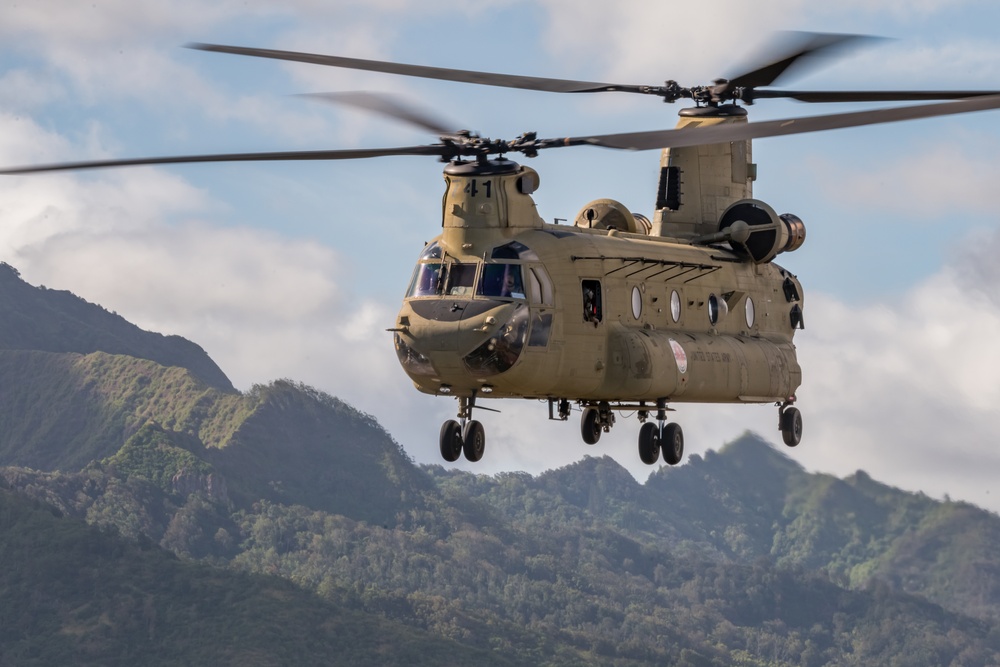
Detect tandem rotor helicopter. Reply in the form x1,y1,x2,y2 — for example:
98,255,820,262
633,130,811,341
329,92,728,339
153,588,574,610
5,33,1000,467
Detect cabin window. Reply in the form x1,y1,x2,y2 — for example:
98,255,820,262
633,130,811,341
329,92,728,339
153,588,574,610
745,297,756,328
670,290,681,323
708,294,720,325
478,264,525,299
582,280,602,324
631,286,642,320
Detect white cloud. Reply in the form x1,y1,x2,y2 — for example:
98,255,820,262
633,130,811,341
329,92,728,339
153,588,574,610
792,238,1000,510
804,140,1000,219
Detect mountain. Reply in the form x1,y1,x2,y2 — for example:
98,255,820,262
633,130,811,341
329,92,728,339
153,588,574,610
0,262,232,391
0,483,514,667
3,263,1000,665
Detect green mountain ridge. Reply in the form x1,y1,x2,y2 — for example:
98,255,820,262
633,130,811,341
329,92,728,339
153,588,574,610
0,262,232,391
0,483,514,667
4,263,1000,665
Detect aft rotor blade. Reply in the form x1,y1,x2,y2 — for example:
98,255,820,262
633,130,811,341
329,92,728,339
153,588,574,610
187,43,652,95
0,145,447,174
573,94,1000,150
727,32,876,90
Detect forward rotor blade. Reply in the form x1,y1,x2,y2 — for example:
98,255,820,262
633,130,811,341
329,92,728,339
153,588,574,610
298,91,457,135
0,145,447,174
574,94,1000,150
187,43,651,95
748,89,1000,103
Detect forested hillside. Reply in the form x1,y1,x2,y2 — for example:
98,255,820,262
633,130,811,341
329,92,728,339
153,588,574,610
2,263,1000,666
0,262,231,391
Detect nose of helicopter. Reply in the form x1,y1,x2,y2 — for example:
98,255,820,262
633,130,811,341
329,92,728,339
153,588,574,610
393,299,529,391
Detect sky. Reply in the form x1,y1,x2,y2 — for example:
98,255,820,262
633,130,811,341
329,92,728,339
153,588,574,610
2,0,1000,511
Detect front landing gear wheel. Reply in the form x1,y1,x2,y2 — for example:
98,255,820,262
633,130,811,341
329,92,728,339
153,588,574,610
780,407,802,447
581,408,601,445
662,423,684,465
462,420,486,462
638,422,660,465
439,420,463,462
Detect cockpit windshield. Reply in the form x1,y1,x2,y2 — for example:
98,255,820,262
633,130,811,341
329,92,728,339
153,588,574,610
406,256,527,301
445,263,477,296
407,263,443,297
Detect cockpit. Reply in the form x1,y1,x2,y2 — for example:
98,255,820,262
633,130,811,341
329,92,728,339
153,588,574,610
405,241,541,302
396,240,554,382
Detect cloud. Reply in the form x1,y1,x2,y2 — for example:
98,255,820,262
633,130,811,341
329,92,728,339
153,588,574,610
792,233,1000,511
803,140,1000,219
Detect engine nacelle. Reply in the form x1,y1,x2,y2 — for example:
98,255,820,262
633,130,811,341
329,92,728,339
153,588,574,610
718,199,806,264
574,199,650,235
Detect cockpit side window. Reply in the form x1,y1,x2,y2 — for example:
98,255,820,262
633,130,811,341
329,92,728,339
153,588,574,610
478,264,526,299
528,267,553,305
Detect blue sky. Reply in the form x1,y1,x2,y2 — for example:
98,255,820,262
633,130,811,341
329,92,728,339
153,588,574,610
2,0,1000,511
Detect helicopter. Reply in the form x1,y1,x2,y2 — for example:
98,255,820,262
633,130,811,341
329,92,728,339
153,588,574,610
4,34,1000,468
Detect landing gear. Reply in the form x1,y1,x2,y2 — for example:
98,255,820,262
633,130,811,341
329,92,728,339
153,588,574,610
662,423,684,465
638,422,659,464
439,395,489,463
778,401,802,447
637,399,683,466
439,420,463,462
581,408,601,445
580,403,615,445
462,420,485,462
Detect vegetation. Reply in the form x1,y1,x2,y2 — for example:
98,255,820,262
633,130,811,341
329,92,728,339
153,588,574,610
0,485,513,666
3,262,1000,664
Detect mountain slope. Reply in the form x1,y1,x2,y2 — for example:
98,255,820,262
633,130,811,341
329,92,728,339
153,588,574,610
0,483,517,667
4,264,1000,664
0,262,232,391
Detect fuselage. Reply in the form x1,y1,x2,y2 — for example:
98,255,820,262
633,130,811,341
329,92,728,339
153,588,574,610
392,157,803,408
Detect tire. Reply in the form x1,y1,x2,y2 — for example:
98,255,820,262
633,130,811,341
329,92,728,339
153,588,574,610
638,422,660,465
781,407,802,447
662,423,684,465
462,420,486,462
581,408,601,445
439,420,463,462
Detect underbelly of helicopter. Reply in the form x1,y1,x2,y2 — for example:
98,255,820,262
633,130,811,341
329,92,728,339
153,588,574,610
398,312,800,404
548,327,801,404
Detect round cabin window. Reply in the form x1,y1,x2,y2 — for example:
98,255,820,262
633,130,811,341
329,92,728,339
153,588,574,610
631,286,642,319
745,296,756,328
708,294,720,325
670,290,681,323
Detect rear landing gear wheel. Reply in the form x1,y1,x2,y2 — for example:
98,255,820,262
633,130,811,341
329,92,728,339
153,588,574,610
780,407,802,447
638,422,660,465
439,420,463,462
662,423,684,465
462,420,486,462
581,408,601,445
